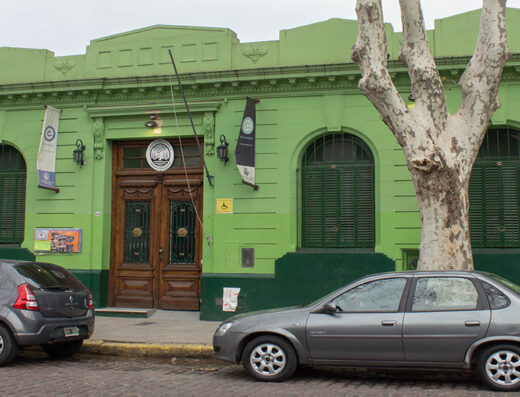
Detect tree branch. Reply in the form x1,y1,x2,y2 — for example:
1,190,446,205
398,0,447,135
457,0,511,170
352,0,409,142
352,0,442,174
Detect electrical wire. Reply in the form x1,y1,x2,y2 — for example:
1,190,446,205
169,72,205,231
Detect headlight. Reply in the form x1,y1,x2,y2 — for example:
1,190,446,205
215,322,233,336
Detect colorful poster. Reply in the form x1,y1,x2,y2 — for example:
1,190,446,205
34,228,82,253
37,106,61,191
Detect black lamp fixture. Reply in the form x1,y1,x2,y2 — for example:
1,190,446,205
217,134,229,164
73,139,86,167
144,114,158,128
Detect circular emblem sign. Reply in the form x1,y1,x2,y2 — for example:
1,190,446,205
146,140,174,171
241,117,254,135
44,126,56,142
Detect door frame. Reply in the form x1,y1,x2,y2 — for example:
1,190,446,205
108,139,204,309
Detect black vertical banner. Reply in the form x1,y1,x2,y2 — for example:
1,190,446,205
235,97,260,190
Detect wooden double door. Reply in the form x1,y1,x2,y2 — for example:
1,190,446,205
110,141,203,310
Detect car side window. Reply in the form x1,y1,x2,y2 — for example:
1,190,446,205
412,277,479,312
481,280,510,310
331,278,407,313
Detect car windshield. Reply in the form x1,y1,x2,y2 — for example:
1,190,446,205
13,262,83,291
488,274,520,297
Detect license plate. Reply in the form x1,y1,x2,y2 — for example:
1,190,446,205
63,326,80,338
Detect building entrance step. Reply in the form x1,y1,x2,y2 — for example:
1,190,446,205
95,307,156,318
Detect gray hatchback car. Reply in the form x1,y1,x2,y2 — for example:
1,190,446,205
0,259,95,365
213,271,520,391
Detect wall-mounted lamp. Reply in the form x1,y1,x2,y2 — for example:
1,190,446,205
144,114,158,128
73,139,86,167
217,135,229,164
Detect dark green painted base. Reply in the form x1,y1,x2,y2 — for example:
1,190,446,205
0,247,35,261
71,270,109,309
474,251,520,284
200,251,395,321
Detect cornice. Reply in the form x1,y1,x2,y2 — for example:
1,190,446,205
86,101,222,118
0,55,519,108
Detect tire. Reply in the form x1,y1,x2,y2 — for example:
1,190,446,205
0,324,18,366
241,335,297,382
42,340,83,359
476,344,520,391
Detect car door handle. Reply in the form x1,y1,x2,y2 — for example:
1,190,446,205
381,320,397,326
465,321,481,327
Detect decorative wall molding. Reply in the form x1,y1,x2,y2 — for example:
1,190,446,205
93,118,105,160
54,60,76,75
203,112,215,155
0,56,519,108
242,45,268,63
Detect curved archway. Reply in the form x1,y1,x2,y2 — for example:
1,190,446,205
300,133,374,248
0,144,27,244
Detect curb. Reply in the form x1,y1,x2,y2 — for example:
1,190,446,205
82,340,214,359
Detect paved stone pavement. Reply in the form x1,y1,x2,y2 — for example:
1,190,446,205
0,351,517,397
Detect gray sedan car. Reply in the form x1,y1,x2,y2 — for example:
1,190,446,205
213,271,520,391
0,259,95,365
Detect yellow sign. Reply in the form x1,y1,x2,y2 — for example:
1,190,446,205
216,199,233,214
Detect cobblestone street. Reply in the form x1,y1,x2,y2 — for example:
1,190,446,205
0,352,517,397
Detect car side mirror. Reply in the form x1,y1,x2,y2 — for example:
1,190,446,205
324,302,338,314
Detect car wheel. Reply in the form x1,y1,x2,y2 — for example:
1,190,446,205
42,340,83,359
477,344,520,391
241,335,297,382
0,324,18,366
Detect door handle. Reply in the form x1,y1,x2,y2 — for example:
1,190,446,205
381,320,397,326
159,247,164,259
465,321,481,327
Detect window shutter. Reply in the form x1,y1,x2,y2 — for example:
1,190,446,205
0,146,27,244
470,129,520,249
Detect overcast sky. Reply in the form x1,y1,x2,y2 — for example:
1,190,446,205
2,0,519,56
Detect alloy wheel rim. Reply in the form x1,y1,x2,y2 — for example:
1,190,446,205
0,334,3,354
249,343,286,377
486,350,520,386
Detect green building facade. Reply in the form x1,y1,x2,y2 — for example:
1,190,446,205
1,9,520,320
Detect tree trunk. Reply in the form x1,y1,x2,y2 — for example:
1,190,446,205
352,0,510,270
412,168,472,270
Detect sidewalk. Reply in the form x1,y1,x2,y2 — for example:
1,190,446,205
81,309,221,359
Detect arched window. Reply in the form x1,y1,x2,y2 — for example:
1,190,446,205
0,145,27,244
469,128,520,248
301,133,374,248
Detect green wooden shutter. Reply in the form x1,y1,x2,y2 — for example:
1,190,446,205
0,146,27,244
470,133,520,248
302,162,374,248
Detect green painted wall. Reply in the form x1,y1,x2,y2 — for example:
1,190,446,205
0,9,520,320
201,252,395,321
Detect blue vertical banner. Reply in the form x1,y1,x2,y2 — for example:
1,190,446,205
37,106,61,191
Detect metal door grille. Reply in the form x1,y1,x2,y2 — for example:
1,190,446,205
124,201,151,262
169,201,196,263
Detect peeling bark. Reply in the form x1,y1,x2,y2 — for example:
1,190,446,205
352,0,510,270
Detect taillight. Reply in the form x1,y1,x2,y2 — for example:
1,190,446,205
87,288,93,309
78,281,94,309
13,283,40,311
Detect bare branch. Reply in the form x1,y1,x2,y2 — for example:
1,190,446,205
351,0,409,142
398,0,447,134
352,0,442,173
457,0,511,158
